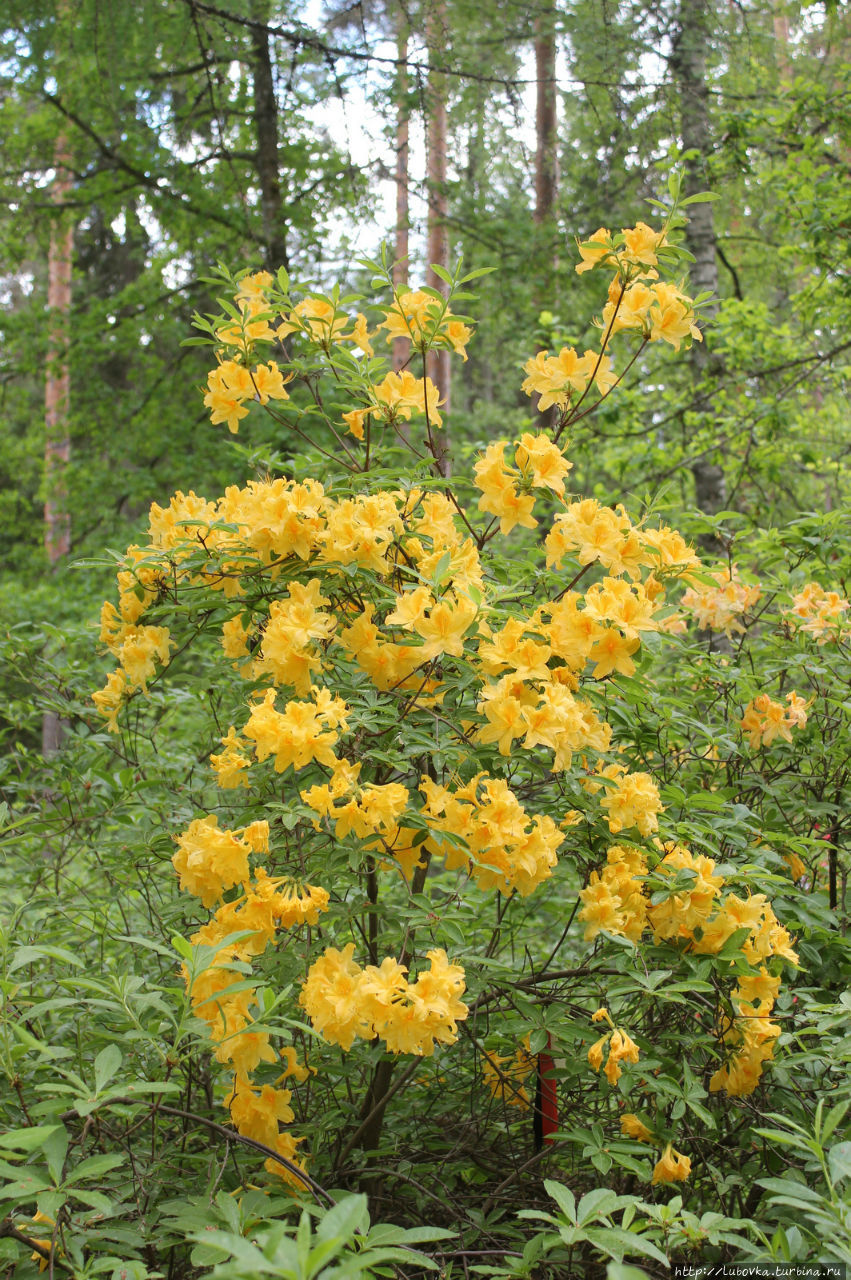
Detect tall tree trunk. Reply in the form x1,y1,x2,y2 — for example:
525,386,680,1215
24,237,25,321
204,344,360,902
42,127,74,758
250,0,288,273
392,12,410,377
425,0,451,476
44,134,73,567
773,6,790,80
534,1,558,427
534,4,558,236
672,0,726,520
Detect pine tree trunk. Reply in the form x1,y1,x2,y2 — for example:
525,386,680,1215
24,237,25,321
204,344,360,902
44,135,73,567
534,2,558,427
425,0,451,476
392,14,410,377
774,6,790,80
534,5,557,234
43,127,73,758
672,0,726,520
250,1,288,273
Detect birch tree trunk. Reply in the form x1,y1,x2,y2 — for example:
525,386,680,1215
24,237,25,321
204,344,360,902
425,0,451,476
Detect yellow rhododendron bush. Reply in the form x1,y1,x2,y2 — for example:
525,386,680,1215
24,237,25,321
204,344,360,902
91,212,833,1207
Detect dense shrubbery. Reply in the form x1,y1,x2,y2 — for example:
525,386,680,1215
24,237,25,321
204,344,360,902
1,206,849,1278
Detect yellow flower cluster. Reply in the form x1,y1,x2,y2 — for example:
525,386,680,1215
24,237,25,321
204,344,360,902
210,726,252,790
95,435,696,745
578,844,650,940
482,1040,535,1110
379,288,473,356
740,691,808,749
474,434,571,534
343,369,444,439
252,580,336,694
278,296,373,353
301,758,409,840
786,581,849,643
242,686,348,774
575,222,666,275
587,1008,641,1086
572,222,702,352
619,1111,691,1185
420,772,564,897
521,347,616,411
205,274,471,444
95,591,173,728
710,968,783,1097
580,843,797,1094
298,943,468,1057
596,766,663,836
477,668,610,767
215,270,277,347
175,815,325,1185
546,500,699,580
601,278,701,350
204,358,292,434
681,566,761,635
172,815,267,908
652,1143,692,1185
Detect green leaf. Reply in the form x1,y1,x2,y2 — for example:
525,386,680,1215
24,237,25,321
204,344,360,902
577,1188,619,1225
316,1193,369,1245
429,263,453,285
94,1045,122,1093
0,1125,62,1153
828,1141,851,1185
544,1180,576,1224
42,1127,69,1183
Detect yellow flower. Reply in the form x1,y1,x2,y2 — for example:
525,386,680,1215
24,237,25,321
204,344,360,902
226,1075,295,1146
482,1043,535,1110
116,624,172,692
92,668,129,731
514,432,572,496
521,347,593,410
621,221,666,268
344,312,374,357
263,1130,308,1186
279,297,347,344
600,769,662,836
620,1113,653,1143
299,943,371,1051
587,1034,608,1072
603,1027,640,1085
251,361,292,404
474,441,537,535
243,687,346,774
172,815,255,908
588,629,641,679
413,595,478,661
652,1143,691,1184
210,726,252,789
279,1045,311,1083
575,226,613,274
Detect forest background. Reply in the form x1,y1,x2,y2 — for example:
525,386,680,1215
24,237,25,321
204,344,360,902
0,0,849,1277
